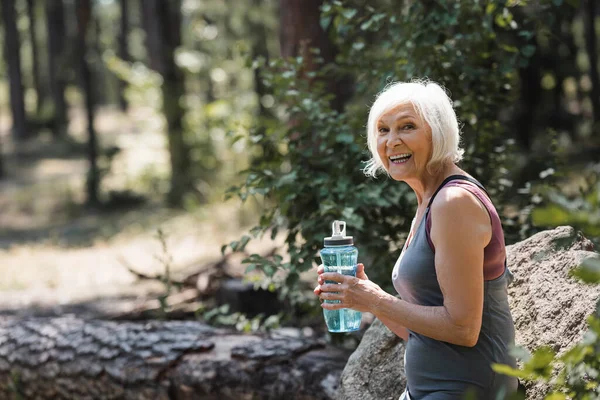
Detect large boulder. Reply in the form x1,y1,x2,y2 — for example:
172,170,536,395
337,226,600,400
336,318,406,400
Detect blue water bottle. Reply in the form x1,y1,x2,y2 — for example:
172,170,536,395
320,220,362,332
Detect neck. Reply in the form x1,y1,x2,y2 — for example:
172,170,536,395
404,163,463,207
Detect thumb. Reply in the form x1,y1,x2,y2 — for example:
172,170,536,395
356,263,368,280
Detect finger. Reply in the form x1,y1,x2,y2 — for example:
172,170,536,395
319,283,341,292
320,272,346,283
314,285,322,295
318,275,324,285
319,292,343,301
356,263,368,280
317,264,324,274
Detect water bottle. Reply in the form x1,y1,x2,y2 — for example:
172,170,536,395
320,220,362,332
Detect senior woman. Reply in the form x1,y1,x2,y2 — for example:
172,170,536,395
314,80,518,399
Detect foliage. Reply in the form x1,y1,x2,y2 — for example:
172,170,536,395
197,303,282,333
493,257,600,399
153,228,181,319
532,164,600,243
224,0,569,313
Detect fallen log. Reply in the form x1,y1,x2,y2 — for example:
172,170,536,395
0,316,349,400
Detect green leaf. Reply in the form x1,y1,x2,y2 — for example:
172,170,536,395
521,45,536,57
342,8,357,19
544,393,567,400
571,257,600,283
492,363,532,379
352,42,365,51
320,16,332,31
526,346,555,377
360,19,373,30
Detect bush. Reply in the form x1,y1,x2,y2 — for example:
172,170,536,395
225,0,568,315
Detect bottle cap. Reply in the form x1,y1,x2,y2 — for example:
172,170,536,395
324,220,354,246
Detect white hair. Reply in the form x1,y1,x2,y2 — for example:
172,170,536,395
363,79,464,177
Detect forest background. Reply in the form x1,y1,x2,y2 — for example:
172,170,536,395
1,0,599,390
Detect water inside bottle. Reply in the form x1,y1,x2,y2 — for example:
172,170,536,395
323,265,362,332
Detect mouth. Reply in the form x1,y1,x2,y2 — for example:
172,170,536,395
389,153,412,164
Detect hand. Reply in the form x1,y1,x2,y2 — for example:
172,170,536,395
313,263,384,313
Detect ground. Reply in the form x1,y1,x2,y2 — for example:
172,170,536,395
0,105,288,319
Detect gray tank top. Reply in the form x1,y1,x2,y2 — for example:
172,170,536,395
391,176,518,399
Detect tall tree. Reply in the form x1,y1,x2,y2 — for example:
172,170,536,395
46,0,68,137
141,0,192,207
584,0,600,126
92,11,108,105
247,0,278,165
278,0,352,112
26,0,45,114
0,140,4,179
118,0,130,111
1,0,28,141
75,0,100,206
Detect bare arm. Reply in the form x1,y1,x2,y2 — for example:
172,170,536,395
375,312,409,341
370,187,491,347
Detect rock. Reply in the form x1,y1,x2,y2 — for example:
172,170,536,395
336,318,405,400
507,226,600,399
337,226,600,400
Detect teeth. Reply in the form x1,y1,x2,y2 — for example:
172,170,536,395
389,153,412,161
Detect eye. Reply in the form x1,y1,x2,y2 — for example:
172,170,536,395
402,123,415,130
377,126,389,134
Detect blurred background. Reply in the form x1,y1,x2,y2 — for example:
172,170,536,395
0,0,599,340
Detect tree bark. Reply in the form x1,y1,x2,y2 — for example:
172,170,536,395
141,0,192,207
0,142,4,178
118,0,130,112
92,13,108,106
278,0,352,112
75,0,100,206
0,316,349,399
1,0,28,141
248,0,279,165
26,0,45,114
46,0,68,137
584,0,600,126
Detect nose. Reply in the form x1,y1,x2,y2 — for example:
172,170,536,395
386,132,403,148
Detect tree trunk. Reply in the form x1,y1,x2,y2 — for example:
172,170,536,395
75,0,100,206
584,0,600,126
92,13,108,106
26,0,45,114
46,0,68,137
0,316,349,399
278,0,352,112
0,143,4,179
248,0,279,165
118,0,130,112
141,0,192,207
1,0,28,141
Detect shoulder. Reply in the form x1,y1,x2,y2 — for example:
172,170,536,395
429,186,492,245
430,185,488,217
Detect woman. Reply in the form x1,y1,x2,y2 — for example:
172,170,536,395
314,80,518,399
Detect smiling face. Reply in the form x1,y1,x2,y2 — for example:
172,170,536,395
376,103,433,182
